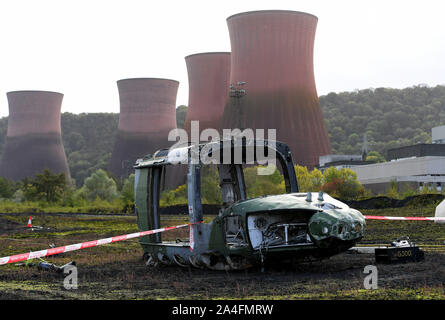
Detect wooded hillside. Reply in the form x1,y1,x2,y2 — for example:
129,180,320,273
0,85,444,184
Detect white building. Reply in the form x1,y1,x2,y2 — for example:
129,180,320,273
432,125,445,144
350,125,445,194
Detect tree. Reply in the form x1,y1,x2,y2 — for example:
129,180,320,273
321,167,364,200
243,165,285,198
0,177,16,199
120,174,135,212
294,165,324,192
319,85,445,156
294,165,311,192
310,168,324,190
21,169,68,202
201,166,222,204
82,169,118,201
366,151,386,163
176,105,188,129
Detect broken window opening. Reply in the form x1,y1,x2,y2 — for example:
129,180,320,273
248,211,314,249
224,215,248,248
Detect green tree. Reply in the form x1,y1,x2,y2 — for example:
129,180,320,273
243,165,285,198
160,184,188,206
294,165,324,192
0,177,16,199
21,169,68,202
120,174,135,212
321,167,364,200
176,105,188,129
82,169,118,201
366,151,386,163
294,165,311,192
201,166,222,204
310,168,324,190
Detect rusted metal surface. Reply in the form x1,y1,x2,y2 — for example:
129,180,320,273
220,10,332,167
184,52,231,136
109,78,180,179
0,91,71,181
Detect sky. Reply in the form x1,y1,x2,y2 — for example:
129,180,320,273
0,0,444,117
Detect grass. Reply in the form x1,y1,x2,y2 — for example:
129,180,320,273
0,208,444,300
360,206,445,245
0,199,127,214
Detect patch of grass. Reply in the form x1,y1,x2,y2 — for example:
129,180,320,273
0,200,126,214
359,207,445,245
0,208,444,300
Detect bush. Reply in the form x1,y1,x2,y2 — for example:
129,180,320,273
82,169,118,202
321,167,365,200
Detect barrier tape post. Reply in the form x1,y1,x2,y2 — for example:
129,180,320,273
0,222,202,266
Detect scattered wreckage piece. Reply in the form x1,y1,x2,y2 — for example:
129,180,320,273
37,260,76,273
375,238,425,264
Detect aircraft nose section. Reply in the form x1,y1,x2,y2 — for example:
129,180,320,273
307,209,366,247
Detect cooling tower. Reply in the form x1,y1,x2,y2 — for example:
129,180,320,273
220,10,332,167
0,90,71,181
184,52,231,137
109,78,179,178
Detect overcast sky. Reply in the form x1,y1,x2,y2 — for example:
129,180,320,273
0,0,444,117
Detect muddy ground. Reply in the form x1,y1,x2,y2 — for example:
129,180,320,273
0,210,444,300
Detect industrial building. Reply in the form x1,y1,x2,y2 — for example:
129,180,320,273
318,154,374,172
386,144,445,161
220,10,332,168
108,78,179,179
0,91,71,181
352,126,445,194
352,156,445,194
184,52,231,137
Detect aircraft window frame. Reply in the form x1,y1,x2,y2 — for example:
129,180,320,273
223,215,248,248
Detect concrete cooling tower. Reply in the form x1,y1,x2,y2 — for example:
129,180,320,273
220,10,332,167
184,52,231,138
0,90,71,181
109,78,179,178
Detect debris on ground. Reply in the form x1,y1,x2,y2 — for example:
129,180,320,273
376,237,425,264
37,260,76,273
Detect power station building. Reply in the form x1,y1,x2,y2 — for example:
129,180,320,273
184,52,231,138
108,78,179,178
352,126,445,194
220,10,332,168
0,90,71,181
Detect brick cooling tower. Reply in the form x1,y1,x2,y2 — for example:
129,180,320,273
184,52,231,138
220,10,332,167
0,91,71,181
109,78,179,179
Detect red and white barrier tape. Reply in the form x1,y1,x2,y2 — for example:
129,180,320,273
1,214,442,266
365,215,445,221
0,222,199,266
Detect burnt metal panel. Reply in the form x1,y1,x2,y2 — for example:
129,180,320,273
220,10,332,168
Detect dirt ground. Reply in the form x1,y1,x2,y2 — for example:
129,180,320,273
0,211,444,300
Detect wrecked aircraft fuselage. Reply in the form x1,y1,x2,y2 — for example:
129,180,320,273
134,139,365,270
